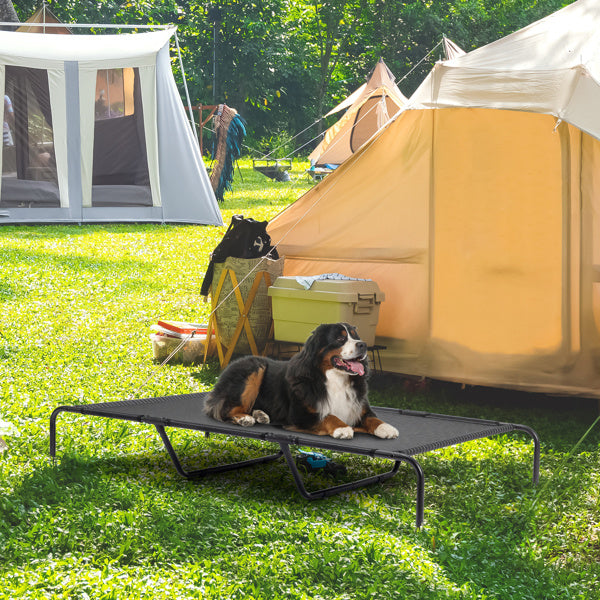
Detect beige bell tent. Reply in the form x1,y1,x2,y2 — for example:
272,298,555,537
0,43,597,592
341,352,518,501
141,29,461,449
269,0,600,398
16,4,72,35
308,59,408,167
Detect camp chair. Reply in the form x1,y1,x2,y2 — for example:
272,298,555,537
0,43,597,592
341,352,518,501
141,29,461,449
252,158,292,182
50,393,540,527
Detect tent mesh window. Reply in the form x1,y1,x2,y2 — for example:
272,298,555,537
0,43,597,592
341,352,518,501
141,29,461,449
2,66,59,207
91,67,151,206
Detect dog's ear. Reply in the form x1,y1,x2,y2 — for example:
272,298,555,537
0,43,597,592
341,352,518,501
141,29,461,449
288,326,323,377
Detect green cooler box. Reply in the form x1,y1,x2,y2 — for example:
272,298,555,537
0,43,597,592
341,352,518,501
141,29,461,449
268,276,385,346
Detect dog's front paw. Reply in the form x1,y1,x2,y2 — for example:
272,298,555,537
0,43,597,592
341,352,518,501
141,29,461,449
374,423,399,439
252,409,270,424
332,426,354,439
234,415,256,427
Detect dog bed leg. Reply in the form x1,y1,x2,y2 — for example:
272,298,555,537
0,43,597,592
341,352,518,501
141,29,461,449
154,425,282,478
278,442,426,527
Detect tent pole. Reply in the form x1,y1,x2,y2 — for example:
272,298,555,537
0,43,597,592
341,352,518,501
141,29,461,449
174,31,199,145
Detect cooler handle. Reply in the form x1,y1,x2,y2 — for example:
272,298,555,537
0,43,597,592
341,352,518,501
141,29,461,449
354,294,375,314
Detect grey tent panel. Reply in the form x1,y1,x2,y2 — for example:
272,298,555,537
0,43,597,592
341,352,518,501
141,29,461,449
0,28,222,225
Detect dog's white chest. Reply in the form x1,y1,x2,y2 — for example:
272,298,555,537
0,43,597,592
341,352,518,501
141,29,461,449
322,370,362,426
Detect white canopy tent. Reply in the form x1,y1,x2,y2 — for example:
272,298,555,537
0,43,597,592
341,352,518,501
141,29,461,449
269,0,600,398
0,26,222,225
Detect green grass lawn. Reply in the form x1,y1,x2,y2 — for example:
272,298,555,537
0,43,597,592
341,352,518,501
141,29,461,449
1,159,599,599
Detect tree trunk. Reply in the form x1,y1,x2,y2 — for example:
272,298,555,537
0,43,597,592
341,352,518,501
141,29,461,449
0,0,19,29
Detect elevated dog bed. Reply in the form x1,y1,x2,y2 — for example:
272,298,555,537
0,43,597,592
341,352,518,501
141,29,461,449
50,392,540,527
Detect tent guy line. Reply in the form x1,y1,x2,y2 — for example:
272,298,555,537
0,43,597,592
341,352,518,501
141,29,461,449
248,40,450,164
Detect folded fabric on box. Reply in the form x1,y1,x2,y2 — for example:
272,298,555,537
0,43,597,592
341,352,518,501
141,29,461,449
295,272,372,290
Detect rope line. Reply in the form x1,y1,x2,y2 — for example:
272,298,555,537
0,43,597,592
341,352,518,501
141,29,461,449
174,32,199,146
260,118,324,160
258,41,442,162
395,39,443,86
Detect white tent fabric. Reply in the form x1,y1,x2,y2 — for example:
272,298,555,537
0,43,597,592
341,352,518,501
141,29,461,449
442,36,465,60
411,0,600,138
0,28,222,225
269,0,600,399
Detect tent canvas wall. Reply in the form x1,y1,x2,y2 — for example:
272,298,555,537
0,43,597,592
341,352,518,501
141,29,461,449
268,0,600,399
308,59,408,167
0,27,222,225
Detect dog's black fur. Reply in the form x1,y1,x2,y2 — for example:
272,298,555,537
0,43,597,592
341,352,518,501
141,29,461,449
204,322,399,439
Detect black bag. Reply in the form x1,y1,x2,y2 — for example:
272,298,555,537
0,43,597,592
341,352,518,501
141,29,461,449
201,215,279,297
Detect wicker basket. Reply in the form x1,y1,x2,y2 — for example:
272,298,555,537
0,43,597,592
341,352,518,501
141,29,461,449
211,256,284,354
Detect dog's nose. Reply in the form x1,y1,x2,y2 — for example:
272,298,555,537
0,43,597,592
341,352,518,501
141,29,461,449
357,341,367,355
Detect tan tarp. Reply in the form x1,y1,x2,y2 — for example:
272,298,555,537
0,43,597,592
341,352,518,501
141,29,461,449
309,59,408,166
269,0,600,398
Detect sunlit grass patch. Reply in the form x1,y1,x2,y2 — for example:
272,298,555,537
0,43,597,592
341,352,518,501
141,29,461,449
1,159,599,599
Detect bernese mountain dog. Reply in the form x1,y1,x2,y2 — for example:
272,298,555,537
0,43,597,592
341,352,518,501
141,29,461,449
204,322,399,440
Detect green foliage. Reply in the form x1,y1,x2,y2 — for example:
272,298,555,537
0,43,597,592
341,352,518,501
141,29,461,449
0,159,599,598
11,0,576,152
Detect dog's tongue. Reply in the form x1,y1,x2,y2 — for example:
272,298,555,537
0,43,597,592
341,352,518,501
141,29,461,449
346,360,365,376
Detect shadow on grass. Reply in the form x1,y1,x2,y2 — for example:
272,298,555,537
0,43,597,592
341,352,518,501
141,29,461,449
0,439,414,566
2,421,597,597
370,373,600,453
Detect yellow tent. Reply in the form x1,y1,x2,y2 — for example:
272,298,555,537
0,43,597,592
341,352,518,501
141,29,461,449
269,0,600,398
308,59,408,167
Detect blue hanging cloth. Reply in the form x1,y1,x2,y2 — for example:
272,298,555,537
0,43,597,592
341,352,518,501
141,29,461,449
210,104,247,202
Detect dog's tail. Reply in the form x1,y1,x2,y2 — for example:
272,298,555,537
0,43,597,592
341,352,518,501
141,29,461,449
203,392,225,421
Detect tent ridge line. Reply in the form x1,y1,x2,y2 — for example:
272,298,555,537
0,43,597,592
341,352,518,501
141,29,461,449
0,21,175,31
279,254,425,265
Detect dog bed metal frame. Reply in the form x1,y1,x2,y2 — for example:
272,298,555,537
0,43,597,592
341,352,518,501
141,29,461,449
50,392,540,527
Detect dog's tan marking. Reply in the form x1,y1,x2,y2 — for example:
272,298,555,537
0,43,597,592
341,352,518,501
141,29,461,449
353,415,385,435
240,366,266,410
312,414,350,436
354,412,399,438
284,414,350,437
230,412,256,426
320,348,339,372
226,366,266,426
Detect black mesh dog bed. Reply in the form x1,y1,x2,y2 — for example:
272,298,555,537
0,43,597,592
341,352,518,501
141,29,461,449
50,392,540,527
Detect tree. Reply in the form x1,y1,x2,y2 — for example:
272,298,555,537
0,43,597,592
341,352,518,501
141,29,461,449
0,0,19,25
6,0,578,151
